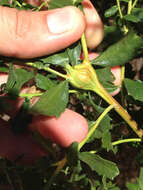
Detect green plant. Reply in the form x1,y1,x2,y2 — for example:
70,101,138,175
0,0,143,189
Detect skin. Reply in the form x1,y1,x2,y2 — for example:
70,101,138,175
0,118,47,164
0,73,88,150
29,109,89,147
0,0,104,58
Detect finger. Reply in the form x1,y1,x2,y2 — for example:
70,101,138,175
82,0,104,49
0,118,47,164
0,6,85,58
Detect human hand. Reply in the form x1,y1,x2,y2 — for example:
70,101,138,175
0,0,103,58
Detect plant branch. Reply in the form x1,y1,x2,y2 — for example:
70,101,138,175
81,34,89,62
78,104,114,150
112,138,141,146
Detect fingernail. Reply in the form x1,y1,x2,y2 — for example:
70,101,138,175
47,8,74,34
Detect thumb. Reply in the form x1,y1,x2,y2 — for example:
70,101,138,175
0,6,85,58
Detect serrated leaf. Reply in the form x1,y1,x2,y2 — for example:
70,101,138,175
41,52,69,67
66,42,81,66
124,14,140,23
104,5,118,18
92,32,143,67
35,73,54,90
6,67,34,96
30,81,69,117
124,78,143,102
66,142,79,167
79,152,119,180
139,167,143,189
124,8,143,23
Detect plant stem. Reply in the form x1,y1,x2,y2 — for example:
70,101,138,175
121,65,126,107
25,62,69,79
92,79,143,138
128,0,133,14
19,93,43,98
112,138,141,146
116,0,128,33
132,0,138,8
78,104,114,150
81,34,89,62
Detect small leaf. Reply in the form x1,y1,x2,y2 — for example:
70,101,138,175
104,5,118,18
6,67,34,97
124,78,143,102
30,81,69,117
35,73,54,90
66,42,81,66
124,14,140,23
66,142,79,167
41,51,69,67
102,131,112,151
79,152,119,180
124,8,143,23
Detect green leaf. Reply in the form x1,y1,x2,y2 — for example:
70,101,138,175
139,167,143,189
124,78,143,102
124,8,143,23
66,42,81,66
79,152,119,180
92,32,143,67
126,182,140,190
30,80,69,117
49,0,73,9
96,67,118,94
66,142,79,167
6,67,34,96
124,14,140,23
104,5,118,18
41,51,69,67
102,131,112,151
35,73,54,90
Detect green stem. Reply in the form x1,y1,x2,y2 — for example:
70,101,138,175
89,138,141,154
81,34,89,62
132,0,138,8
25,62,69,79
78,104,114,150
19,93,43,98
128,0,133,14
92,80,143,138
36,1,47,11
121,65,126,107
112,138,141,146
116,0,123,18
116,0,128,33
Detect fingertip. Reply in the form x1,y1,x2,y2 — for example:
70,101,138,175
82,0,104,49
